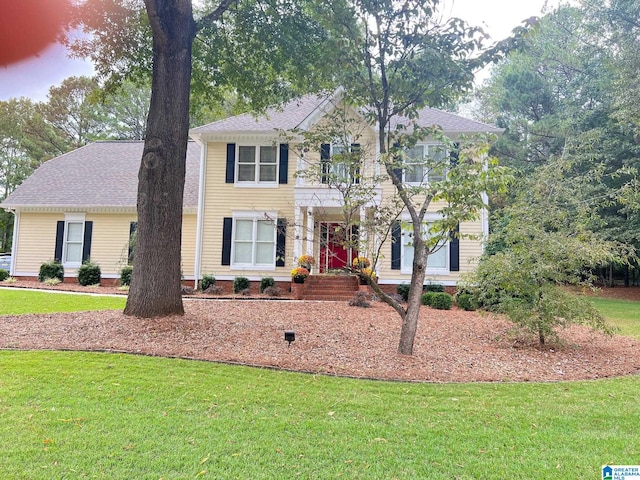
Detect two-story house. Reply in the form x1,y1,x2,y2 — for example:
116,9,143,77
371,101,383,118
1,91,500,291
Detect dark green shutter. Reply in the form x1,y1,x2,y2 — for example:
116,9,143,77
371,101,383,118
128,222,137,264
279,144,289,184
222,217,232,265
391,221,401,270
81,221,93,262
449,223,460,272
320,143,330,184
225,144,236,183
450,142,460,167
276,219,286,267
351,143,361,184
54,221,64,262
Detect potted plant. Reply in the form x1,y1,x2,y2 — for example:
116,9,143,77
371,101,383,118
297,254,315,271
290,266,310,284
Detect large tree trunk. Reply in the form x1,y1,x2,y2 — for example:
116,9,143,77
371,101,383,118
124,0,196,317
397,234,427,355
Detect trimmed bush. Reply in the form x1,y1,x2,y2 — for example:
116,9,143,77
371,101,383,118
348,291,371,308
39,260,64,282
200,274,216,292
456,292,478,311
421,291,437,306
397,284,410,301
77,261,101,286
0,269,9,281
120,265,133,286
260,277,275,293
263,286,281,297
233,276,250,293
431,292,453,310
424,282,445,293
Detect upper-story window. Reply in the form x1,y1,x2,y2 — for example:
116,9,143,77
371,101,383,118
321,142,361,185
404,144,447,185
237,145,278,183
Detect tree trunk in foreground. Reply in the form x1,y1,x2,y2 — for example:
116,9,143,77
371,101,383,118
397,234,428,355
124,0,196,317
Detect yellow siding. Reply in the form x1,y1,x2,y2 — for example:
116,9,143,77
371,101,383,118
14,211,197,278
14,212,63,275
199,142,296,278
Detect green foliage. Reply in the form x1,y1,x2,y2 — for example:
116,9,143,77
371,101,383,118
199,274,216,292
77,260,101,286
260,277,275,293
397,284,410,302
119,265,133,286
38,260,64,282
431,292,453,310
233,276,250,294
456,292,478,311
421,291,437,306
424,282,445,293
0,269,8,281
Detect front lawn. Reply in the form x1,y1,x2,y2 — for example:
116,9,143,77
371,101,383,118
590,297,640,338
0,287,126,315
1,350,638,479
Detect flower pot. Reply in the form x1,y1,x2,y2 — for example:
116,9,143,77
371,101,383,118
293,276,306,284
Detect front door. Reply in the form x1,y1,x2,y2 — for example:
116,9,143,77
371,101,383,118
319,222,357,273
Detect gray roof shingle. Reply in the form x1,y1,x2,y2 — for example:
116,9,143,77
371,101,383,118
1,141,200,209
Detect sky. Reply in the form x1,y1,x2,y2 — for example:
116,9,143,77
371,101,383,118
0,0,559,102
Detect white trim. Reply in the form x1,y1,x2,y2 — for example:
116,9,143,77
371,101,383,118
229,211,278,270
9,210,19,276
297,87,344,131
62,213,86,269
235,144,279,186
194,141,208,286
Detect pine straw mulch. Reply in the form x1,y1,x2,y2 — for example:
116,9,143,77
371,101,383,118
1,284,640,383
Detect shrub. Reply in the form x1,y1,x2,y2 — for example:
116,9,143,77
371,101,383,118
39,260,64,282
348,291,371,307
263,285,281,297
431,292,453,310
260,277,275,293
4,276,16,284
120,265,133,286
204,285,224,295
181,286,195,295
397,284,410,301
233,276,250,293
44,277,61,286
200,274,216,292
240,288,252,296
77,260,101,286
0,269,8,281
424,282,445,293
456,292,478,311
421,291,437,306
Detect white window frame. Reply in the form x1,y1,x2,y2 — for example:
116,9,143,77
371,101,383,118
236,144,279,187
63,213,86,268
230,211,278,270
403,143,448,185
400,214,449,275
330,140,359,185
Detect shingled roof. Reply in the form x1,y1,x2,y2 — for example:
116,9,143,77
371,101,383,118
190,92,501,136
1,141,200,210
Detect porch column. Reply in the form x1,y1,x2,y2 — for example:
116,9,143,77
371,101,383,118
294,206,303,266
306,207,315,261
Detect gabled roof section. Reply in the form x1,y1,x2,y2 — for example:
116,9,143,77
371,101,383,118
391,106,503,134
190,93,332,139
1,141,201,210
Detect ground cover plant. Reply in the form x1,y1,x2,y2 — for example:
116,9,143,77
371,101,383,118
0,350,638,479
0,288,125,315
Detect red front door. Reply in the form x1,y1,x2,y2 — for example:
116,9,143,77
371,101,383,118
319,222,357,273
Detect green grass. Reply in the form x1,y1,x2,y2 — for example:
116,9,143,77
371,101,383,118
0,288,125,315
590,297,640,338
0,351,638,479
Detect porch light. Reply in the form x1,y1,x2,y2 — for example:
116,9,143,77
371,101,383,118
284,330,295,346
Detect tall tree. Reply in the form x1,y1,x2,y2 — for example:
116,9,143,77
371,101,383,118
71,0,342,317
317,0,514,355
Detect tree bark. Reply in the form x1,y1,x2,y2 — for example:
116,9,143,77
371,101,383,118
124,0,196,317
397,234,428,355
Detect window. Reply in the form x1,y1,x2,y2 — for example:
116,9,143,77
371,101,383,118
321,142,360,185
404,144,447,184
400,221,448,274
237,145,278,183
64,222,84,263
232,216,276,268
